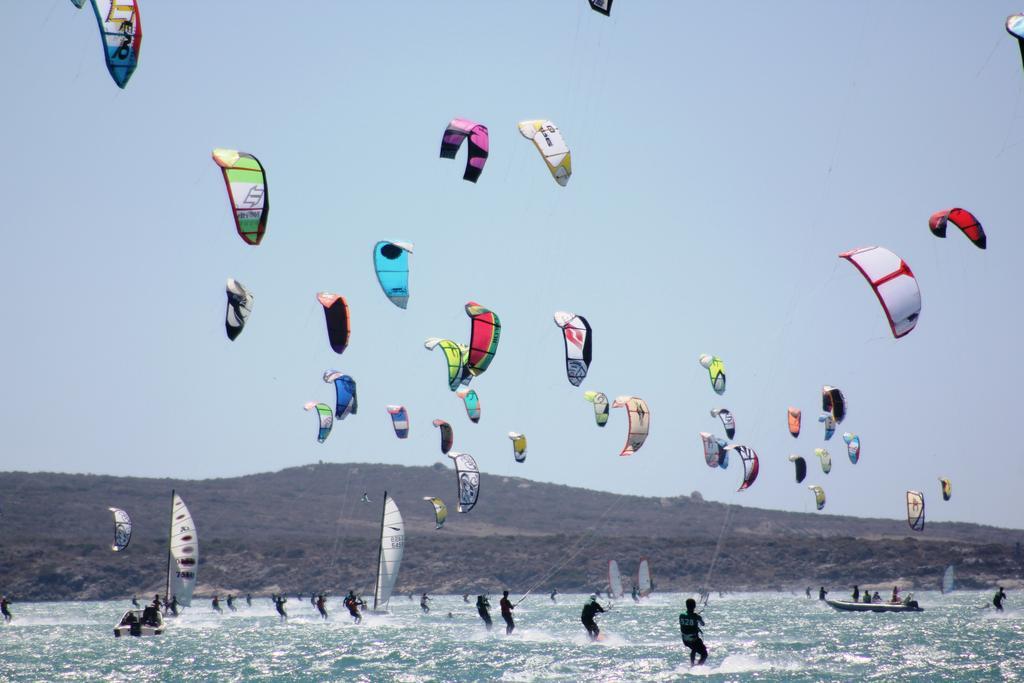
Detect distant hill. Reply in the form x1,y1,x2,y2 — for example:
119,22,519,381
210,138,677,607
0,463,1021,600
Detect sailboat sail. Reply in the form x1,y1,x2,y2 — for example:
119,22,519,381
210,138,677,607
608,560,623,598
372,492,405,611
942,565,956,594
638,558,652,596
166,492,198,607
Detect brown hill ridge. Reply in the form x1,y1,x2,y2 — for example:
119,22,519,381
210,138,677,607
0,463,1021,600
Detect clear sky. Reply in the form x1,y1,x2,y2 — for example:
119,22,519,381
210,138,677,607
3,1,1023,529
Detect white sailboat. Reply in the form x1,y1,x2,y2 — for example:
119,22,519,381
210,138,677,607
372,491,405,612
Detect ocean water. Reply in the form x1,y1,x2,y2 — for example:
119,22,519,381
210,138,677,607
1,591,1020,681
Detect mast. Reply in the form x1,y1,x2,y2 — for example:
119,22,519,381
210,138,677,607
164,489,175,608
372,490,387,611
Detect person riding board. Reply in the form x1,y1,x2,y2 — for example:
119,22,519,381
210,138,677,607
420,593,431,613
212,595,223,613
499,591,515,635
476,595,493,630
550,588,558,603
581,595,606,641
316,594,328,619
463,594,470,603
273,594,288,621
246,593,252,607
818,587,828,600
344,591,363,623
679,598,708,666
226,594,236,611
631,585,639,602
167,595,179,616
994,587,1007,612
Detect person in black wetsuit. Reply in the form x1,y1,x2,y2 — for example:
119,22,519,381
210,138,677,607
550,588,558,603
631,585,640,602
212,595,223,613
581,595,605,640
420,593,431,613
1,595,12,623
226,594,236,611
476,595,492,630
316,594,328,619
679,598,707,666
818,587,828,600
499,591,515,635
273,594,288,621
344,591,363,623
463,594,470,603
994,587,1007,612
168,595,179,616
805,587,811,598
131,595,139,608
246,593,252,607
851,585,860,602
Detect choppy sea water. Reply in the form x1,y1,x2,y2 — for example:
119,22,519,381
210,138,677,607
1,592,1020,681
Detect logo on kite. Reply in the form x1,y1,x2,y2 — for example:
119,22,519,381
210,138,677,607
842,432,860,464
225,279,254,341
109,507,132,552
710,408,735,440
807,485,826,511
518,120,572,186
814,448,831,475
928,208,986,249
212,149,269,245
80,0,142,88
818,413,836,441
373,241,413,309
456,388,481,423
906,490,925,532
439,119,489,183
939,477,951,502
317,293,351,355
304,402,334,443
423,497,447,529
787,407,801,438
508,432,527,463
448,452,480,513
839,246,920,338
553,311,593,387
612,396,650,456
386,405,410,439
432,419,454,454
788,454,807,483
698,354,726,394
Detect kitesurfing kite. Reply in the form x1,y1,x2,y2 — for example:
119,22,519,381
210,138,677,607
518,120,572,186
304,402,333,443
906,490,925,531
109,507,132,551
448,452,480,513
808,485,826,511
212,149,269,245
788,454,807,483
839,246,921,338
822,386,847,423
843,432,860,464
710,408,735,440
589,0,612,15
725,445,759,491
787,407,801,437
701,432,727,468
553,311,592,386
1008,14,1024,72
83,0,142,88
939,477,951,501
699,354,726,394
225,279,253,341
323,371,357,419
818,413,836,441
317,293,350,354
439,119,489,183
373,241,413,308
424,338,470,391
612,396,650,456
814,448,832,474
423,497,447,529
584,391,609,426
457,388,480,423
508,432,527,462
386,405,409,439
465,302,501,376
929,208,986,249
432,419,454,454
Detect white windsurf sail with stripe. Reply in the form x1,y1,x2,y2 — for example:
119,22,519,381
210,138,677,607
942,565,955,594
638,558,652,597
165,491,198,607
608,560,623,598
372,492,405,611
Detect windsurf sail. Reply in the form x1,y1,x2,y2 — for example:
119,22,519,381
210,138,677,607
465,302,501,376
843,432,860,464
508,432,527,462
423,497,447,530
612,396,650,456
87,0,142,88
432,419,454,454
225,279,253,341
725,444,759,491
424,338,471,391
317,293,351,354
448,452,480,513
699,354,726,394
553,311,592,386
109,507,132,552
638,558,652,597
372,492,405,611
304,402,333,443
941,565,955,593
808,485,826,511
710,408,735,439
517,120,572,186
608,560,623,598
939,477,951,501
373,241,413,309
456,388,480,423
386,405,409,439
584,391,609,427
822,386,847,423
814,448,832,474
787,407,801,437
839,246,921,338
440,119,489,182
929,208,986,249
166,491,198,607
788,454,807,483
212,149,269,245
906,490,925,532
324,371,357,419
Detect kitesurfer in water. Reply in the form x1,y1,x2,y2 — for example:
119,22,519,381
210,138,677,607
581,595,605,640
212,595,223,613
679,598,707,666
246,593,252,607
499,591,515,634
168,595,179,616
131,595,139,608
1,595,12,623
226,594,236,611
476,595,493,630
994,587,1007,612
805,587,811,598
550,588,558,603
631,585,640,602
344,591,363,623
420,593,431,613
818,587,828,600
463,594,470,603
273,594,288,621
316,595,328,619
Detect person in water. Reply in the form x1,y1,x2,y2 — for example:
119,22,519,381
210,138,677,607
463,594,470,603
679,598,708,666
131,595,139,608
316,594,328,620
168,595,180,616
499,591,515,635
581,595,606,641
226,594,236,611
994,587,1007,612
344,591,363,623
631,585,640,602
550,588,558,603
818,587,828,600
246,593,252,607
212,595,223,613
805,587,811,598
476,595,492,630
273,594,288,621
420,593,431,613
1,595,12,623
851,585,860,602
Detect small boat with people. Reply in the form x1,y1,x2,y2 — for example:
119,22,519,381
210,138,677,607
825,597,922,613
113,608,164,637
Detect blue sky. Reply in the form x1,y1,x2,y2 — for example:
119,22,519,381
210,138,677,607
3,1,1023,529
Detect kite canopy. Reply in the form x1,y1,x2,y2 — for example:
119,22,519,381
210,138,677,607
725,445,759,491
518,120,572,186
424,338,471,391
87,0,142,88
818,413,836,441
456,388,481,423
698,354,726,394
439,119,489,183
839,246,921,338
583,391,609,427
808,485,826,511
701,432,727,468
612,396,650,456
939,477,952,502
323,371,358,419
710,408,735,440
553,311,593,387
448,452,480,513
373,241,413,309
225,279,253,341
432,419,454,454
317,293,351,354
212,149,269,245
822,386,847,423
843,432,860,464
465,302,501,376
787,407,801,438
508,432,527,462
906,490,925,532
386,405,409,439
423,497,447,529
109,507,132,552
814,448,832,474
1008,14,1024,70
928,208,986,249
304,401,334,443
589,0,612,15
788,454,807,483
